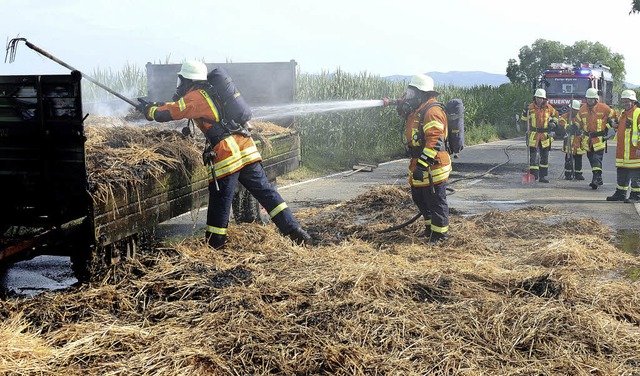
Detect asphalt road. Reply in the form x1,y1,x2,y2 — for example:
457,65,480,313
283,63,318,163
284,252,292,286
280,137,640,232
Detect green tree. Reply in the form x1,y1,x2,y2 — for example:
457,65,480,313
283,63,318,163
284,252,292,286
506,39,626,88
631,0,640,13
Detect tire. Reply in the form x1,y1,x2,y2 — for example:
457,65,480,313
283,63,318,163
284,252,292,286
232,185,270,225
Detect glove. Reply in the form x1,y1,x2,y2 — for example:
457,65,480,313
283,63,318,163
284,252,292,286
136,98,153,120
412,166,426,181
604,127,616,140
567,124,579,135
547,132,556,139
548,119,558,131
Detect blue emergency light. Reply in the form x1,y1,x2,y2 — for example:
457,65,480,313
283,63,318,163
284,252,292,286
579,69,591,75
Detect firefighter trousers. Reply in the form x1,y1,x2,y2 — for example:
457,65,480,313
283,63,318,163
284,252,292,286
615,167,640,193
564,154,583,178
586,149,605,175
529,144,550,179
411,182,449,235
206,161,300,238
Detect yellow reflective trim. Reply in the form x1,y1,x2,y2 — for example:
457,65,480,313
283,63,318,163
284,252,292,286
148,107,157,119
199,90,221,121
269,202,288,218
205,225,227,235
424,120,444,131
431,224,449,233
178,98,186,111
423,148,437,158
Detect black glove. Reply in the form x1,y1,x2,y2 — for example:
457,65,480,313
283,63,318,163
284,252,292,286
136,98,152,117
567,123,579,135
412,166,426,181
548,119,558,132
418,154,437,167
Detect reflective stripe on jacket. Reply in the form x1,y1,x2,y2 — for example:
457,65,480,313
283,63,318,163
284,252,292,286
405,98,451,187
559,112,585,155
615,106,640,168
147,87,262,179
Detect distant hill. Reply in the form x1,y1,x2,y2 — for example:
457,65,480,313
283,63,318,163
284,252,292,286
385,71,510,87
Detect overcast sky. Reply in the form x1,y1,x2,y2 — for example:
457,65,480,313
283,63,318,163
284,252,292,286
3,0,640,84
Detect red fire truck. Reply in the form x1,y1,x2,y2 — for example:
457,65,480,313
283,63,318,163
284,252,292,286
538,63,614,114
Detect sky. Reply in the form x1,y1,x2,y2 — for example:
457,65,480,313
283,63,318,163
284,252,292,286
2,0,640,84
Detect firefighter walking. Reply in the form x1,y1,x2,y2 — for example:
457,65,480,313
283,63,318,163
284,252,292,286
138,61,311,249
559,100,586,180
395,74,451,243
575,88,617,189
605,90,640,203
521,89,558,183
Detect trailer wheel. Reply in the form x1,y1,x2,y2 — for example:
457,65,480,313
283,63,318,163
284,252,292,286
232,185,270,225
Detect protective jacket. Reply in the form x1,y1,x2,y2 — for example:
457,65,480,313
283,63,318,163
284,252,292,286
405,98,451,187
145,84,262,180
559,111,585,155
576,102,616,152
524,101,558,149
615,104,640,168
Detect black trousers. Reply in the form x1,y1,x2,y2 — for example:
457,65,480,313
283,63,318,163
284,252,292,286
586,149,605,174
564,154,583,177
615,167,640,192
529,144,550,178
207,162,299,236
411,182,449,234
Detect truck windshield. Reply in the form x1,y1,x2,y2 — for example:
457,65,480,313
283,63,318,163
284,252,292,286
545,77,591,97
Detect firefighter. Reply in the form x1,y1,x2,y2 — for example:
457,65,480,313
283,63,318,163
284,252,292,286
137,61,311,249
575,88,617,189
396,74,450,243
559,99,586,180
521,89,558,183
605,89,640,202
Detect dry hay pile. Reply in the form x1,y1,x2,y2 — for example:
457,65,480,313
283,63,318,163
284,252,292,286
83,117,289,205
1,186,640,375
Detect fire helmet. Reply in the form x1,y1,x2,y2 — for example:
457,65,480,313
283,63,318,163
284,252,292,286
621,89,637,101
408,74,438,94
177,61,208,81
585,88,599,99
571,100,581,110
534,88,546,99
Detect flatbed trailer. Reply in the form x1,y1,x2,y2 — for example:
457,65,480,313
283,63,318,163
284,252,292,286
0,72,300,280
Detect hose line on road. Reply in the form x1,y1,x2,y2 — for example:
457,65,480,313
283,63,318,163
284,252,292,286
376,144,514,234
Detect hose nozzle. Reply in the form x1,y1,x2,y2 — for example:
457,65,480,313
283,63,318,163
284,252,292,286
382,97,400,107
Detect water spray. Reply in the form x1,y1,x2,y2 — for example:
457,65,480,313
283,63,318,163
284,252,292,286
252,99,387,121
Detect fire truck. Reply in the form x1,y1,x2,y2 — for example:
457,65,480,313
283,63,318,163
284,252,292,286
538,63,614,114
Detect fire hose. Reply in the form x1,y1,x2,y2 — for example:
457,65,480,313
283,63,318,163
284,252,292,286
5,37,138,108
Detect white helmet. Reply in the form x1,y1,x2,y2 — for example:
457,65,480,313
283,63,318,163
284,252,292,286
585,88,599,99
177,60,208,81
621,89,637,101
571,100,581,110
534,88,546,99
408,74,438,93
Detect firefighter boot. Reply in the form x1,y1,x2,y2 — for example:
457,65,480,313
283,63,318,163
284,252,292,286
625,192,640,203
429,231,449,244
596,171,603,186
606,190,627,202
205,231,226,250
287,227,312,245
574,172,585,180
589,174,599,190
538,176,549,183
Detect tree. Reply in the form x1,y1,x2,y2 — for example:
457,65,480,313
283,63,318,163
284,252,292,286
506,39,626,89
631,0,640,13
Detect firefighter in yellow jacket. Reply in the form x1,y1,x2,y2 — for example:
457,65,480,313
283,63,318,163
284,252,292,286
559,99,586,180
138,61,311,249
397,74,451,243
575,88,617,189
606,89,640,203
521,88,558,183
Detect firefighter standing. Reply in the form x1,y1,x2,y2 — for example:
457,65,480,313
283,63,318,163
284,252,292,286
605,89,640,203
559,99,586,180
521,89,558,183
575,88,617,189
396,74,451,243
138,61,311,249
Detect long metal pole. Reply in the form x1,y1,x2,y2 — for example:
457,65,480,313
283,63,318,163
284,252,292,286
6,38,138,107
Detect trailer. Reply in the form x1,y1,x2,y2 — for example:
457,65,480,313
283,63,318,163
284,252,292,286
0,70,301,281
